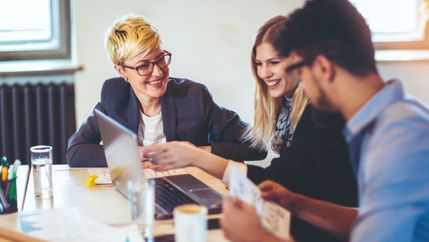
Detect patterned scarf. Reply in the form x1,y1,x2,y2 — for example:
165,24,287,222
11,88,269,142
271,97,294,154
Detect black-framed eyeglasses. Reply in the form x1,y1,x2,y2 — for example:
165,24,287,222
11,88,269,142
121,50,172,76
285,58,314,84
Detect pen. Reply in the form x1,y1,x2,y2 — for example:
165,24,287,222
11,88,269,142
5,181,10,200
0,186,8,210
12,160,21,179
1,166,8,181
7,165,14,180
1,166,7,181
1,157,7,181
8,176,17,201
0,157,6,167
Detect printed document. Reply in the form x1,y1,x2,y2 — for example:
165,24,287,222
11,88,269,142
19,207,142,242
229,166,290,240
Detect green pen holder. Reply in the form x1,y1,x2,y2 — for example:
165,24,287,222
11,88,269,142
0,177,18,214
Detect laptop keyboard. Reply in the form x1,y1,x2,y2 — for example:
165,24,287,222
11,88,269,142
153,178,197,213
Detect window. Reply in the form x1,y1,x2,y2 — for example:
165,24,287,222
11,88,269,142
0,0,71,61
351,0,429,50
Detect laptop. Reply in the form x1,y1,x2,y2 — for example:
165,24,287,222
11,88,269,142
94,109,222,219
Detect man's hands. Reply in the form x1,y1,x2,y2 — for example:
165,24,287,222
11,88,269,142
260,180,357,241
221,196,271,242
259,180,297,210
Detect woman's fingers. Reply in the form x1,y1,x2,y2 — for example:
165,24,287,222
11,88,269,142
148,152,174,164
153,162,179,171
143,149,168,159
142,161,153,169
140,143,169,156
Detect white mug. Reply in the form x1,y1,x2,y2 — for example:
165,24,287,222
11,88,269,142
174,204,208,242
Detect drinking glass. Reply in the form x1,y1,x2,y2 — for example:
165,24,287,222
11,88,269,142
30,145,53,198
127,178,155,238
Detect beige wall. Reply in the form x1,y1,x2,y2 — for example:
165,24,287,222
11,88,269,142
378,61,429,105
74,0,303,125
74,0,429,127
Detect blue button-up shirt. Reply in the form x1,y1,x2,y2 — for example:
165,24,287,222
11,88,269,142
343,80,429,242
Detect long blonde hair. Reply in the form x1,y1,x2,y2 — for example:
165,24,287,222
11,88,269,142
243,16,310,151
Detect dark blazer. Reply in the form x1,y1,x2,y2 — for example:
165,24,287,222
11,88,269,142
67,77,266,167
247,105,357,242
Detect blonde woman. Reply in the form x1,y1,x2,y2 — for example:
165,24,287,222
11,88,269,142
66,14,265,167
142,16,357,242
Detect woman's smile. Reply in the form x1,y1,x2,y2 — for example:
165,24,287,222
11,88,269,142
144,78,164,88
265,79,281,88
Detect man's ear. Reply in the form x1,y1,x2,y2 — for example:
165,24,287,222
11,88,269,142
114,64,127,80
313,55,336,84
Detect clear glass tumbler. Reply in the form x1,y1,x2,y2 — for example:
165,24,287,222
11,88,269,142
30,145,53,198
127,178,155,238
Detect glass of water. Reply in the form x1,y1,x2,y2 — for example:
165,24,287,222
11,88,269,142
30,145,53,199
127,178,155,238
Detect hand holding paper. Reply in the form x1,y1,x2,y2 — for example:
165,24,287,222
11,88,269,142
228,165,290,240
259,180,295,210
221,196,269,242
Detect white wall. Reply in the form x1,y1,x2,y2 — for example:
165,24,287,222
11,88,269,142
378,61,429,105
74,0,429,127
73,0,303,124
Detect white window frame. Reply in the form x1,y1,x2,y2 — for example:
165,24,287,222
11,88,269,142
376,1,429,50
350,0,429,61
352,0,429,50
0,0,71,61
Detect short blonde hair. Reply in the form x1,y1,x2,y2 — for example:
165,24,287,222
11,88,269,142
105,14,162,65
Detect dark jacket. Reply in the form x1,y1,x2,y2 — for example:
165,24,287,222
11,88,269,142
247,105,357,242
67,77,266,167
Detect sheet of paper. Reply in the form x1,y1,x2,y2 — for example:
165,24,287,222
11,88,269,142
87,168,187,185
87,168,113,184
260,201,291,240
229,164,263,212
229,166,290,240
19,207,143,242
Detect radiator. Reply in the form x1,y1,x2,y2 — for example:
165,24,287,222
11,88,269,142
0,83,76,164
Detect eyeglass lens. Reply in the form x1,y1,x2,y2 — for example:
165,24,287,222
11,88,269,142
136,53,171,76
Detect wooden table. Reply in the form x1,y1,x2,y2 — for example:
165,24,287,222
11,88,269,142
0,165,230,241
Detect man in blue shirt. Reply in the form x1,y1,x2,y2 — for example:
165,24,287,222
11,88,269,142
220,0,429,241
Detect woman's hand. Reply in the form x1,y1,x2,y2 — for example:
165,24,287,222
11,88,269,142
140,142,229,179
137,147,154,168
259,180,297,210
140,141,206,170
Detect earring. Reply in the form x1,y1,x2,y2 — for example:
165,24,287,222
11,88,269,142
124,77,129,82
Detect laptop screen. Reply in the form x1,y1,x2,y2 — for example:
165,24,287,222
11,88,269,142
94,109,145,187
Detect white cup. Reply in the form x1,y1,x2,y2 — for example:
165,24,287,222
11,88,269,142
30,145,53,199
174,204,208,242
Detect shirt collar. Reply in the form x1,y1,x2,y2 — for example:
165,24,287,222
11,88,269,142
344,79,404,140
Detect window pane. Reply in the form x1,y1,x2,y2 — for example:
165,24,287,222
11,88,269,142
0,0,55,52
351,0,422,42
